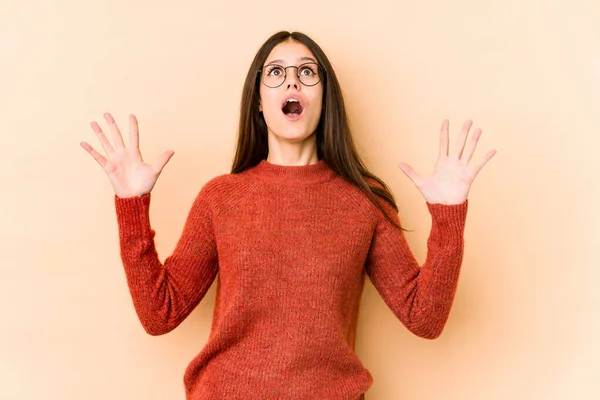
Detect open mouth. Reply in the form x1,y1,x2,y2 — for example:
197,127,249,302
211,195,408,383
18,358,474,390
282,98,304,117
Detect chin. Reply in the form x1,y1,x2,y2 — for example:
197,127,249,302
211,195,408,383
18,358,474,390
273,129,315,143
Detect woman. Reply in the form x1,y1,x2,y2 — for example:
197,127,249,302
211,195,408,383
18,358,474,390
80,31,496,400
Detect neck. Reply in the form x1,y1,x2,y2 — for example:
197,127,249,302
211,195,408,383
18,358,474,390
246,158,338,185
266,131,319,166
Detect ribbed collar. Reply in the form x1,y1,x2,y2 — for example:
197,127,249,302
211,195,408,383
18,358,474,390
246,159,339,185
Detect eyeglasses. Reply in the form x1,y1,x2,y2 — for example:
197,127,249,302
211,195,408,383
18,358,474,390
258,62,323,88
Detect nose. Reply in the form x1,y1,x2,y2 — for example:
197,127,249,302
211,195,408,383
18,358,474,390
284,66,301,90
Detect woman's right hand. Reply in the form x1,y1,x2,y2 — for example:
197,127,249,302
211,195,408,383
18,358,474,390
80,113,174,198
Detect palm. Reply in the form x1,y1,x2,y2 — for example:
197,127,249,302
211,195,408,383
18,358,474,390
398,120,496,205
103,148,161,197
80,113,174,198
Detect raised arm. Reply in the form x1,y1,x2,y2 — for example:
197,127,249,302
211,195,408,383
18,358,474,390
365,199,468,339
114,189,218,336
366,119,495,338
81,113,218,335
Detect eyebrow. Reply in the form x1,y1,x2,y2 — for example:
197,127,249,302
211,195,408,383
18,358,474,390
265,56,318,65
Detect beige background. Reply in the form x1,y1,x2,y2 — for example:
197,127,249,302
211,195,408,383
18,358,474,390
3,0,599,399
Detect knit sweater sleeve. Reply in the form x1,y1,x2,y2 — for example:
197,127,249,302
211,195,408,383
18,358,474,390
113,185,218,336
365,198,468,339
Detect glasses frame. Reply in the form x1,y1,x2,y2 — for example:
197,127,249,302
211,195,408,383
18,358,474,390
257,62,324,88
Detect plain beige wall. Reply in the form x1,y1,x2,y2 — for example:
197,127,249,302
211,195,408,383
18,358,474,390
3,0,599,398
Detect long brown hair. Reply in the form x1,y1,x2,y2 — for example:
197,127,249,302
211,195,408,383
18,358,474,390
231,31,402,230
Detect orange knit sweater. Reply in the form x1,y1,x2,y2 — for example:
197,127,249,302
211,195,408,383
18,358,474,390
114,159,468,399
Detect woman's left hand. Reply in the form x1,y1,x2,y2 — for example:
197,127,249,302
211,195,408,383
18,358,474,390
398,119,496,205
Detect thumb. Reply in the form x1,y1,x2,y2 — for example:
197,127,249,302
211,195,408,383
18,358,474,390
153,150,175,175
398,162,421,185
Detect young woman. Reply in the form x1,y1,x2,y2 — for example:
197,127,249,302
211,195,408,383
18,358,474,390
80,31,496,400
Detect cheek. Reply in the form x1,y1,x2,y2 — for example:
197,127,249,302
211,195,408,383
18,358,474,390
259,89,278,114
311,89,324,118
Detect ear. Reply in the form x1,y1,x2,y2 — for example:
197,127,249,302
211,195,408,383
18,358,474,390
258,99,262,112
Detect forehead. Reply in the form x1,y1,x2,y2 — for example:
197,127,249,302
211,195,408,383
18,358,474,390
264,40,317,65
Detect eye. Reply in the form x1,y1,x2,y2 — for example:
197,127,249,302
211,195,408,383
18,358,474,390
266,66,284,76
299,65,316,76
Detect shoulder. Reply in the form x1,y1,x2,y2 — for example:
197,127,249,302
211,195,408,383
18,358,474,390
326,176,389,221
200,172,239,193
195,169,258,208
332,175,401,226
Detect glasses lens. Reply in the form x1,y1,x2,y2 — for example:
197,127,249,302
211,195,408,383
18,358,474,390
262,65,285,88
298,63,320,86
